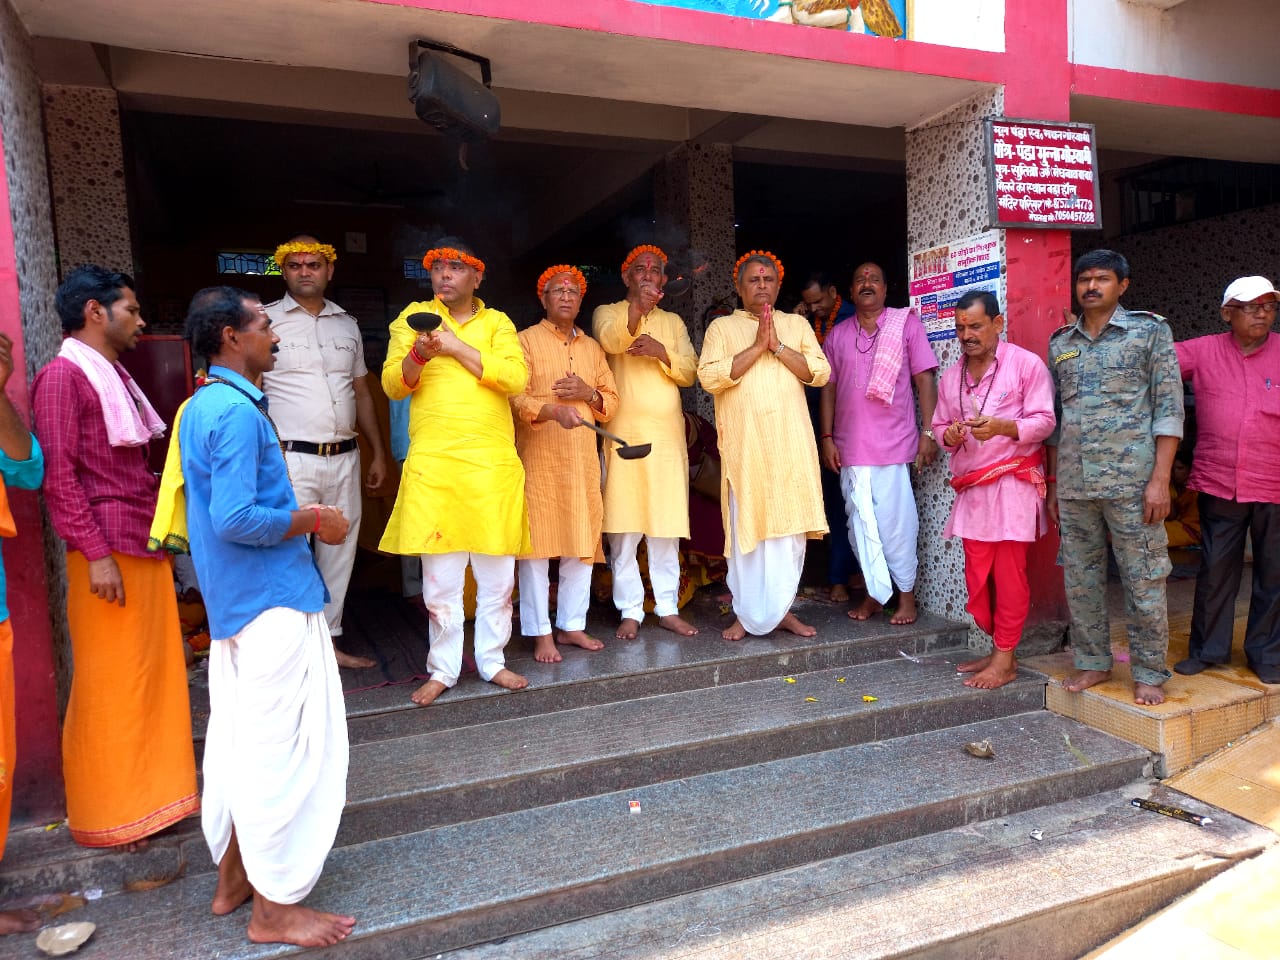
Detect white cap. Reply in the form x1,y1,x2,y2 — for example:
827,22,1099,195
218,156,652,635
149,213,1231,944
1221,276,1279,306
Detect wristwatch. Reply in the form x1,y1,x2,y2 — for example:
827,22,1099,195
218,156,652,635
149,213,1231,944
921,429,936,441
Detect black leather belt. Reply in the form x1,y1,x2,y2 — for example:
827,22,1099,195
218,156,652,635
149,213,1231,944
282,439,359,456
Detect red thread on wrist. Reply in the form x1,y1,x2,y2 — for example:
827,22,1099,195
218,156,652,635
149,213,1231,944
1044,475,1057,483
821,433,834,439
311,506,322,533
409,346,429,366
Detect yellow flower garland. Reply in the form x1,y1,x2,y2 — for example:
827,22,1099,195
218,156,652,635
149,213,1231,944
273,241,337,268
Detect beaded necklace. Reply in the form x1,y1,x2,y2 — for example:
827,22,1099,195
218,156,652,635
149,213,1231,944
960,354,1000,419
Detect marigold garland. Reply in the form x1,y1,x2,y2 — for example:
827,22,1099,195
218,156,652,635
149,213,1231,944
273,241,337,268
734,249,785,283
813,295,841,345
620,244,668,274
536,264,587,299
422,247,486,274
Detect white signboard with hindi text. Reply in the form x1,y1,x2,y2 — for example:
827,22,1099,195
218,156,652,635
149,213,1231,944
909,231,1003,342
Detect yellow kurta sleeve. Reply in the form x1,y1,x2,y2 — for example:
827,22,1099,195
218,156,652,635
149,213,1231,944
659,316,699,387
511,332,545,428
592,301,634,354
778,311,831,388
591,342,620,424
382,300,438,400
477,313,529,397
697,317,743,395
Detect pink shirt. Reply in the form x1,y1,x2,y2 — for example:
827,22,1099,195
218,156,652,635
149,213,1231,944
826,307,938,466
1176,331,1280,504
932,341,1056,542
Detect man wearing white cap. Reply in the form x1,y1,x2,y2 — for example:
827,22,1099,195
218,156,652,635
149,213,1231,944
1173,276,1280,685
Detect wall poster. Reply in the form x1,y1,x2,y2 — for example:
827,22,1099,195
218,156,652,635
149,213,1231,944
909,231,1002,342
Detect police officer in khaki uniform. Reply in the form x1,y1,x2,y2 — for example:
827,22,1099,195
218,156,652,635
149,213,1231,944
1045,249,1184,706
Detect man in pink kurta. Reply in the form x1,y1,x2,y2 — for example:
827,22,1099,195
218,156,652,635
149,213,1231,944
932,292,1056,689
1172,275,1280,685
819,262,938,625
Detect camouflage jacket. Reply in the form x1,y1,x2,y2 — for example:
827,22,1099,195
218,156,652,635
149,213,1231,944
1046,305,1184,499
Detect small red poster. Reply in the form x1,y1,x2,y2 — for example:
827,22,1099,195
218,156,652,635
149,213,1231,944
985,118,1101,230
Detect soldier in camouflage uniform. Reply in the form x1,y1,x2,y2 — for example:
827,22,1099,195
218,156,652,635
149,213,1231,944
1045,249,1184,706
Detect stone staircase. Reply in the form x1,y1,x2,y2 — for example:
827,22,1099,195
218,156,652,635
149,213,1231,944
0,597,1271,959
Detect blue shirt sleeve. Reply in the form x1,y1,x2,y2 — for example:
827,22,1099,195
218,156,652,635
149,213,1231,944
0,435,44,490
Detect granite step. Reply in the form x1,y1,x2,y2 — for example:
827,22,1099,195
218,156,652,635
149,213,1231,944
0,648,1028,899
334,607,968,745
444,785,1275,960
32,710,1153,960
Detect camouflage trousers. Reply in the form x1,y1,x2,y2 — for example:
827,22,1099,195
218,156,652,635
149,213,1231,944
1058,494,1173,687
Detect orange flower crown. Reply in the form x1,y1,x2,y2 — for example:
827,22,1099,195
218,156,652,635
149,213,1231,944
422,247,486,274
734,250,784,283
273,241,337,267
536,264,587,299
620,244,668,274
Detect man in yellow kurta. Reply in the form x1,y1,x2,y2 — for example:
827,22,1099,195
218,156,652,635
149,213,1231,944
380,239,530,707
593,244,700,641
698,251,830,641
513,266,620,664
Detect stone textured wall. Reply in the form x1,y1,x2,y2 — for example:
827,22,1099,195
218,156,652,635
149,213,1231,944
654,142,737,420
42,84,135,277
1079,202,1280,342
905,87,1006,638
0,0,70,713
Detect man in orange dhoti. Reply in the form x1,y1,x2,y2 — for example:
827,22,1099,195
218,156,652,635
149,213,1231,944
0,331,43,935
31,265,198,849
513,266,619,663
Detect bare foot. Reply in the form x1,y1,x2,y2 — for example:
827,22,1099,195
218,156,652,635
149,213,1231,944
248,896,356,948
964,649,1018,689
1134,682,1165,706
490,668,529,691
114,838,150,853
334,646,376,669
0,908,41,934
1062,669,1112,693
829,583,850,603
557,629,604,652
778,612,817,637
410,678,448,706
212,828,253,916
722,618,747,641
957,653,993,674
889,591,917,625
532,634,562,663
658,614,699,636
848,597,883,621
615,617,640,640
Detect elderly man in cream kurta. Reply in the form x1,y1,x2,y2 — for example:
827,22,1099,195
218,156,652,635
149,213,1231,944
698,252,830,641
593,245,700,640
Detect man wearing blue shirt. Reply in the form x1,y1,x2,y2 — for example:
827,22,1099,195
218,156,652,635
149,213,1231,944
180,287,355,949
0,331,43,936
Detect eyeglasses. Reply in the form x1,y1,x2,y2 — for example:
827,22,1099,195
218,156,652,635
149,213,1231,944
1227,302,1278,317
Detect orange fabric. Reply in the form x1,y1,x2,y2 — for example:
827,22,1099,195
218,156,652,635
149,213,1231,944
0,476,15,538
64,552,199,847
512,321,619,561
0,619,13,859
1166,485,1201,548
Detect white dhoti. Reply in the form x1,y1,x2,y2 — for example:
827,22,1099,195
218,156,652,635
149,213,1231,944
421,551,514,686
840,463,918,603
608,532,681,621
203,607,348,905
726,491,805,635
518,557,593,635
285,448,362,637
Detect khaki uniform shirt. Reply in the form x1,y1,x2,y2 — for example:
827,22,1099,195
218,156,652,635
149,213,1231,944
261,293,368,443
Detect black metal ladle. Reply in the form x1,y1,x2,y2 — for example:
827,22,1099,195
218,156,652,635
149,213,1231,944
580,421,652,460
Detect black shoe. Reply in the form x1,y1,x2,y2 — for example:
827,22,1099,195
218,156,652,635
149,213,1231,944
1251,664,1280,685
1173,657,1212,676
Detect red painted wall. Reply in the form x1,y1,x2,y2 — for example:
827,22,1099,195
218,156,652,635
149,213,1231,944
0,123,65,823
